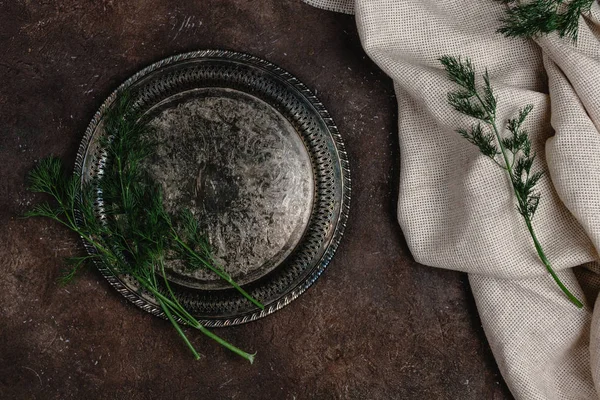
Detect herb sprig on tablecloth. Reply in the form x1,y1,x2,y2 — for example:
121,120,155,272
439,55,583,308
498,0,595,41
25,93,263,362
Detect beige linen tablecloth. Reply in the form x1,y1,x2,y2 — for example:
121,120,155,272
303,1,600,398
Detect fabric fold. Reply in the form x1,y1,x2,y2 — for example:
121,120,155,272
302,0,600,398
301,0,354,14
470,271,594,399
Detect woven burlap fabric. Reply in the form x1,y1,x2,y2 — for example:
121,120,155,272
302,0,600,398
301,0,353,14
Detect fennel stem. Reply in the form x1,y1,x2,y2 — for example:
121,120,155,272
26,92,263,362
484,95,583,309
440,55,584,308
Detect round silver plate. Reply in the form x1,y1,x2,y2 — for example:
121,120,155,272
75,50,350,327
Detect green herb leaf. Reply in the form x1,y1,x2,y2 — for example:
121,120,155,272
498,0,594,41
25,91,264,361
440,55,583,308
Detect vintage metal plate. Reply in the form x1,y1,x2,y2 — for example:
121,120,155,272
75,50,350,327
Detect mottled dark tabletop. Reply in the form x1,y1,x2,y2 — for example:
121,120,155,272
0,1,512,399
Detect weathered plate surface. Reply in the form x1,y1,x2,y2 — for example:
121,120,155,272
76,50,350,327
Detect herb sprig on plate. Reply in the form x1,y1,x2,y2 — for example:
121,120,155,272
439,55,583,308
26,93,264,362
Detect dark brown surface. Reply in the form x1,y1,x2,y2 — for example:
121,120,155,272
0,1,512,399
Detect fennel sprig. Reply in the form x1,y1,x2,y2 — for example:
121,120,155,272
25,93,264,362
439,55,583,308
498,0,595,41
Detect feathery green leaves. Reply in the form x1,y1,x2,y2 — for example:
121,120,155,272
457,124,500,160
25,91,263,362
440,55,583,308
498,0,594,41
439,57,498,122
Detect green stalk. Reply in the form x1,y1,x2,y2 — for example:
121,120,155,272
142,270,256,363
153,288,256,363
158,298,201,360
524,219,584,308
191,322,256,364
38,193,258,361
27,108,262,360
172,233,264,310
106,121,263,354
152,282,256,363
472,93,584,308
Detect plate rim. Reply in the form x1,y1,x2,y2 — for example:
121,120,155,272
74,49,351,327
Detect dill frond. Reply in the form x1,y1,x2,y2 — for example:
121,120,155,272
440,55,583,308
498,0,594,41
24,90,263,362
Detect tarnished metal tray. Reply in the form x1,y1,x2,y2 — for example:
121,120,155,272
75,50,350,327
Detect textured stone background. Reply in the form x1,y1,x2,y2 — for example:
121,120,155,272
0,1,512,399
